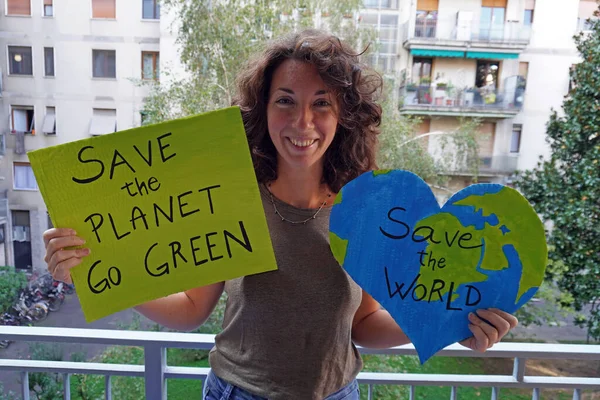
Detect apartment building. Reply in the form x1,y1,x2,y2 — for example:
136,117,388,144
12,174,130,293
0,0,176,271
362,0,595,198
0,0,596,272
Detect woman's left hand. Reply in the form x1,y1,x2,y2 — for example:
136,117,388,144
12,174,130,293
459,308,518,352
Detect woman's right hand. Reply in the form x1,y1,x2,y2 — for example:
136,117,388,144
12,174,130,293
43,228,90,284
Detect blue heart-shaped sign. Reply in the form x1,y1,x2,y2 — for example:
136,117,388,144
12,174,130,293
330,170,547,363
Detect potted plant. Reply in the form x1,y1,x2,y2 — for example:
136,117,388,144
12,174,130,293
419,76,431,87
434,82,447,106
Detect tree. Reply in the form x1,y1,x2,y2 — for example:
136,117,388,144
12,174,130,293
142,1,481,193
515,11,600,341
141,0,371,123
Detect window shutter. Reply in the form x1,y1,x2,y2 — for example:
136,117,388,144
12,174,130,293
416,0,438,11
7,0,31,15
92,0,116,18
477,123,496,156
482,0,507,8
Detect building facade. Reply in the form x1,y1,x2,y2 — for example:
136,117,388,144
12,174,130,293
0,0,596,272
0,0,170,271
362,0,595,198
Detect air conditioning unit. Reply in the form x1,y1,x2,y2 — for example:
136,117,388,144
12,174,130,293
456,11,473,41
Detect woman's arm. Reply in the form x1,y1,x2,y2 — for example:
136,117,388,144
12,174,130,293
351,290,410,348
351,290,518,351
134,282,224,332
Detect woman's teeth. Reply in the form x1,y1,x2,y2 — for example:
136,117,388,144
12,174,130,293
289,138,316,147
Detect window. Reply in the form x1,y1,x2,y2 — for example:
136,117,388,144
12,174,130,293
92,50,116,78
8,46,33,76
415,0,439,39
569,64,578,93
476,60,500,89
43,107,56,135
13,162,38,190
412,57,432,83
511,124,522,153
12,210,32,270
578,0,597,31
7,0,31,15
478,122,496,157
43,0,53,16
140,111,149,125
518,61,529,89
92,0,115,19
524,0,535,25
480,0,507,40
11,106,34,133
142,0,160,19
44,47,55,77
142,51,160,80
90,108,117,135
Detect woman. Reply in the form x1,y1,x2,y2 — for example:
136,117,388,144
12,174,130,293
43,29,518,400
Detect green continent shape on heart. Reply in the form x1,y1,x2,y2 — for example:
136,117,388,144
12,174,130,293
453,187,547,302
414,213,490,302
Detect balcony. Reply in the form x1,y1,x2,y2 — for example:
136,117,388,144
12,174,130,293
363,0,399,10
1,326,599,399
399,76,525,118
404,14,532,55
479,154,519,175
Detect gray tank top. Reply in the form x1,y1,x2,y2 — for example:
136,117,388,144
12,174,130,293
209,184,363,399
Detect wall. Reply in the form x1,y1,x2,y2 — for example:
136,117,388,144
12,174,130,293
0,0,162,272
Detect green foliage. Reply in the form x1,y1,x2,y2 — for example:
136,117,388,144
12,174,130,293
0,382,18,400
71,346,145,400
515,10,600,341
0,266,27,314
142,0,371,123
377,87,481,189
26,343,64,400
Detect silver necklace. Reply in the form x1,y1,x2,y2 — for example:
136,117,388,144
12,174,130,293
266,183,331,225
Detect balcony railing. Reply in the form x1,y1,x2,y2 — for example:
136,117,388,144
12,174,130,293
363,0,399,9
400,76,526,118
406,16,532,47
479,154,519,174
1,326,599,400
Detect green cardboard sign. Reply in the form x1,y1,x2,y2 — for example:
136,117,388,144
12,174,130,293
29,107,277,322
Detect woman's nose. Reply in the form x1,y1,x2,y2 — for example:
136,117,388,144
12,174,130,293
293,106,315,131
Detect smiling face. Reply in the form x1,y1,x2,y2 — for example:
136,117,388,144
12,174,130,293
267,59,339,175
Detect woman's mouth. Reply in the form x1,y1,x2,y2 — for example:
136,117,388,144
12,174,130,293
288,138,317,148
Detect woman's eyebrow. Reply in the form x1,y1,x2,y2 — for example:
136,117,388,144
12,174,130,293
275,88,329,96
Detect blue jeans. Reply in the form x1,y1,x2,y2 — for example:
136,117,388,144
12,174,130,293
203,370,360,400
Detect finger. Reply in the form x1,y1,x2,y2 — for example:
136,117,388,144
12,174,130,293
53,257,83,283
469,312,499,347
45,236,86,263
489,308,519,329
468,324,489,352
43,228,77,248
476,309,512,340
49,248,90,275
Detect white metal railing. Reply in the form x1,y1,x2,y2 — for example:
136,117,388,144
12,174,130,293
408,16,532,44
1,326,599,400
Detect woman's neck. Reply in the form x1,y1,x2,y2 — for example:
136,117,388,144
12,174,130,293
269,163,331,209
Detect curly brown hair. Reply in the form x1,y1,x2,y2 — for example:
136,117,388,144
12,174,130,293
233,29,383,193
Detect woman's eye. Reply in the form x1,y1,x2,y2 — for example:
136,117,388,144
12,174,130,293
314,100,331,107
275,98,293,105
